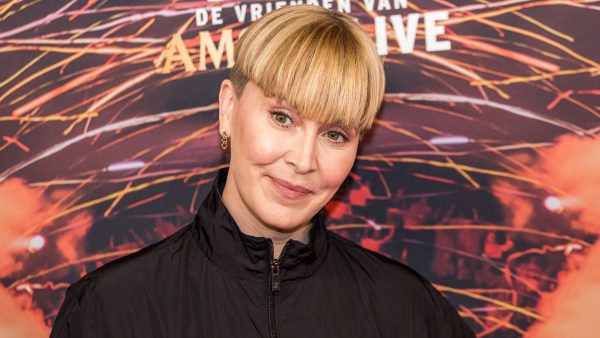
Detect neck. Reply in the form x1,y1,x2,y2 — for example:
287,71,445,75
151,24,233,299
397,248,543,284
221,174,312,258
266,223,311,258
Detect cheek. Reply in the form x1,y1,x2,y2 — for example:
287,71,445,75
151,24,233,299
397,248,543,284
318,148,357,189
236,116,283,165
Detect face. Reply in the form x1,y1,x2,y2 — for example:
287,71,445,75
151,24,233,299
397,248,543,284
219,80,360,233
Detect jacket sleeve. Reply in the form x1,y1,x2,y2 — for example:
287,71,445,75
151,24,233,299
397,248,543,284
422,281,476,338
49,288,79,338
49,281,105,338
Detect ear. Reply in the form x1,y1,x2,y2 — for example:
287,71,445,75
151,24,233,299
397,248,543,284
218,79,237,137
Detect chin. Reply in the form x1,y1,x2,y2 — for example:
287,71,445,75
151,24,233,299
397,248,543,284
261,210,310,232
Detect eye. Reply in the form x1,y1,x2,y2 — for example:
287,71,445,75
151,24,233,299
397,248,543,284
270,110,294,128
325,129,349,144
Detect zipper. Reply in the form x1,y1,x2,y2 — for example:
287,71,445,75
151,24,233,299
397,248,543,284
267,241,290,338
271,257,281,291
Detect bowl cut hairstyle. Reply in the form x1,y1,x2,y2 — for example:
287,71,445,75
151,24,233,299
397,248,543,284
229,5,386,134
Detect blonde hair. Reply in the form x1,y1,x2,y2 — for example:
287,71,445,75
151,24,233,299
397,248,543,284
230,5,385,134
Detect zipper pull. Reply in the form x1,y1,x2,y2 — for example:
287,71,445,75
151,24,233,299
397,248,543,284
271,258,280,292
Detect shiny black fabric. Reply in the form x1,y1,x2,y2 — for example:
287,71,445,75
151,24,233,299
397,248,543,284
50,168,475,338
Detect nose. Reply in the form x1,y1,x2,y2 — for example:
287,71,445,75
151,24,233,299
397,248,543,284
285,128,318,174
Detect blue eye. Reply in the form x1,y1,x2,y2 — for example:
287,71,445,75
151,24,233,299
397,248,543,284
270,110,293,128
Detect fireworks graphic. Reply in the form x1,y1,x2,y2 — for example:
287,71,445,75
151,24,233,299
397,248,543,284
1,1,599,337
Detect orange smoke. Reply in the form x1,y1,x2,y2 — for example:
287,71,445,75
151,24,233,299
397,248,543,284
0,179,54,337
491,179,533,228
534,134,600,233
0,178,55,276
0,178,93,337
55,212,94,262
0,287,49,337
500,134,600,337
527,244,600,338
0,178,93,275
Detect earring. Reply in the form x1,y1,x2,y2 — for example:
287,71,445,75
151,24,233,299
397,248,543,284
220,132,229,150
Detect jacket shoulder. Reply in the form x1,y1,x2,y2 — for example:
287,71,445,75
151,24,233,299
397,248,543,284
50,223,197,337
326,231,475,338
327,231,427,287
68,222,195,301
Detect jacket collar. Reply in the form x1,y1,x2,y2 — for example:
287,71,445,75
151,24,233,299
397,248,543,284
192,167,329,282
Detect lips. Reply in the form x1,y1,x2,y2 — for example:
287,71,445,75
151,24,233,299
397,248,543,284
268,176,312,200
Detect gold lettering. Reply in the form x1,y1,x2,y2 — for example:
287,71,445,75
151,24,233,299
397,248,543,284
155,33,195,74
199,29,235,71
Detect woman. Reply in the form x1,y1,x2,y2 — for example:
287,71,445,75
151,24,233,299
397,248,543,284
50,5,475,338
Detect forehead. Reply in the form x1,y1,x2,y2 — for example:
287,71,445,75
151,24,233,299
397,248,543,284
242,82,350,128
240,82,296,115
243,82,289,106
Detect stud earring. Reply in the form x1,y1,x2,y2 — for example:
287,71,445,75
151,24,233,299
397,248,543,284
220,132,229,150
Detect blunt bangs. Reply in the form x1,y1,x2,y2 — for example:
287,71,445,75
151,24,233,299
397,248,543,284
230,5,385,133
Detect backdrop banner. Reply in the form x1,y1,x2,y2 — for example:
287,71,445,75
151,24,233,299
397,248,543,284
1,1,598,337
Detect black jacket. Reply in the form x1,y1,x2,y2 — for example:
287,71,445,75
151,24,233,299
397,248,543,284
50,168,475,338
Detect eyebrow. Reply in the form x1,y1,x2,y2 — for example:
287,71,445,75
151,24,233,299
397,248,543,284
270,98,357,134
272,98,294,111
